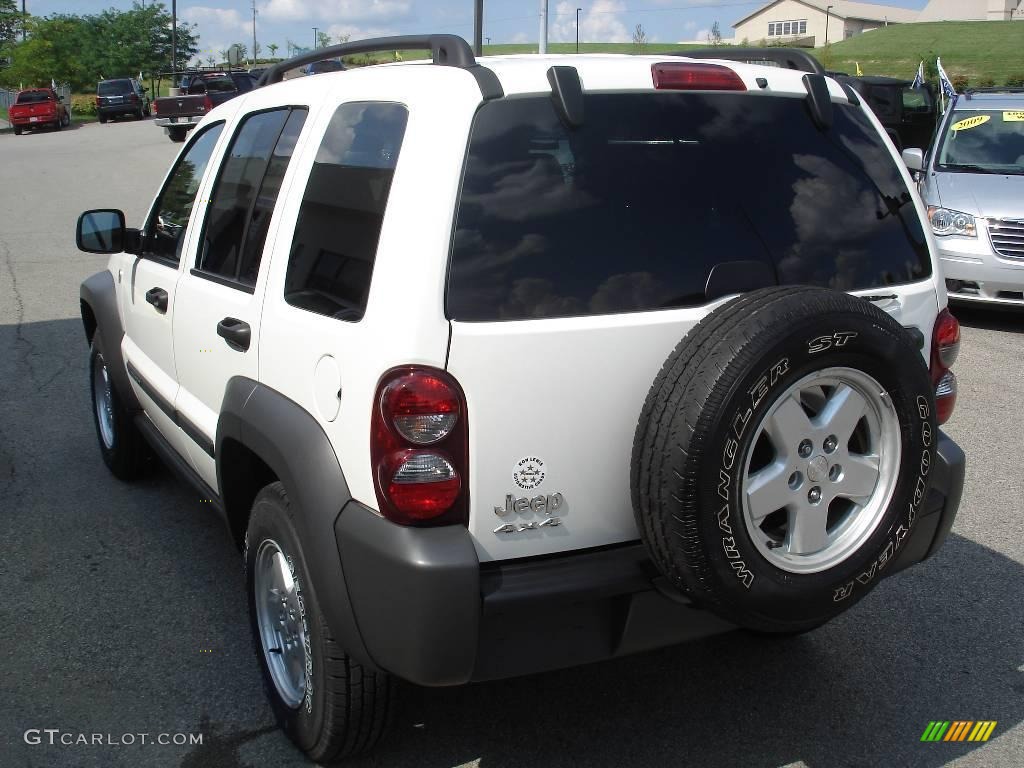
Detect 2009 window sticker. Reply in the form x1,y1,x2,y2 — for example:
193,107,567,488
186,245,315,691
950,115,990,132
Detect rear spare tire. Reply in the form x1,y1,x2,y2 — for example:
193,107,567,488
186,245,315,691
632,287,936,633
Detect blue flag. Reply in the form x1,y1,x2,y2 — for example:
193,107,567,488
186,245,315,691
911,61,924,89
936,57,957,98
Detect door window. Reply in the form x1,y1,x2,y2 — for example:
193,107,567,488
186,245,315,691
143,122,225,264
283,102,408,321
196,108,307,289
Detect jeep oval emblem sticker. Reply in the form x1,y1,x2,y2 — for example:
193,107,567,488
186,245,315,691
513,457,545,490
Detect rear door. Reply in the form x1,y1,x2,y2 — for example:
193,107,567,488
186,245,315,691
445,90,939,562
173,106,308,489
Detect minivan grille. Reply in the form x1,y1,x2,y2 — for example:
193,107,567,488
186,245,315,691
989,219,1024,259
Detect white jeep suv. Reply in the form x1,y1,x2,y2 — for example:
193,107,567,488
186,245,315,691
75,36,966,762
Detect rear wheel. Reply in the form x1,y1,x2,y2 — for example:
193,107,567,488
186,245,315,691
13,125,22,135
98,114,107,124
245,483,392,762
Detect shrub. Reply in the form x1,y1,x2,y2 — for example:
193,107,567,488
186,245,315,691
1005,74,1024,87
976,77,996,88
70,94,97,116
950,74,969,92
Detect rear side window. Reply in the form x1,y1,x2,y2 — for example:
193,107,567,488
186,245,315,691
283,102,408,321
196,108,307,288
447,93,930,322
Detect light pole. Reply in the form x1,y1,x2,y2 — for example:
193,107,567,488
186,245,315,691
576,7,582,53
171,0,177,75
473,0,483,56
21,0,25,42
824,4,833,47
252,0,257,66
539,0,548,54
312,27,318,49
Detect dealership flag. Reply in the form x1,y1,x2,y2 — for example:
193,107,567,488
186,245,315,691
51,78,56,90
937,57,957,98
911,61,924,89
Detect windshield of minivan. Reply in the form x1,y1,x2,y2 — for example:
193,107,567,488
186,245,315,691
98,80,133,96
936,109,1024,174
448,92,930,322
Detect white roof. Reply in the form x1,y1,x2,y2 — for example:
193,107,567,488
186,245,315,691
734,0,920,26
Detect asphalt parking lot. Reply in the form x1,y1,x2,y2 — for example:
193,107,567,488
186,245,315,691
1,118,1022,768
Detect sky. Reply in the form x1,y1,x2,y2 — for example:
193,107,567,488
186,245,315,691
28,0,929,61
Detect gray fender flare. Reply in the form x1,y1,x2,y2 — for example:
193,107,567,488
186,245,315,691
216,377,375,669
80,270,140,412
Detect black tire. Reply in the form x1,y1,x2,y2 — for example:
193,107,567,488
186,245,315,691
13,125,22,135
632,287,936,633
53,117,62,131
135,108,144,120
62,111,71,127
245,483,392,762
98,114,107,124
168,127,187,143
89,336,150,481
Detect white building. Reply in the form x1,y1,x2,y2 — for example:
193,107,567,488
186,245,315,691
733,1,921,48
917,0,1022,21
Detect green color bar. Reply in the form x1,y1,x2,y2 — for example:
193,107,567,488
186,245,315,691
932,721,951,742
921,722,938,741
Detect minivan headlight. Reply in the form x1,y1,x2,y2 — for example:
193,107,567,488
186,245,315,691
928,206,976,238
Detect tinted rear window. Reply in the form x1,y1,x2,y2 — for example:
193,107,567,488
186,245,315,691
201,76,237,93
98,80,132,95
447,93,930,322
16,91,50,104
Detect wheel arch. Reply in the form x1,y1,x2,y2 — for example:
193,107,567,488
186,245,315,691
217,376,376,669
80,270,139,412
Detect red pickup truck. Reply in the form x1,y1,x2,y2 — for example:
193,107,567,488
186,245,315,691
8,88,70,135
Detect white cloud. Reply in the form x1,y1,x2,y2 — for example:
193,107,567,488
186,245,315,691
260,0,412,23
182,6,250,35
551,0,630,44
325,23,400,43
511,31,530,44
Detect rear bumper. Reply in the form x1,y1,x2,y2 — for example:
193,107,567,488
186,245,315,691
334,432,965,687
154,116,200,129
9,114,57,126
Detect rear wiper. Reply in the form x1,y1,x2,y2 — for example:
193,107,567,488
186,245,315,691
940,163,1001,174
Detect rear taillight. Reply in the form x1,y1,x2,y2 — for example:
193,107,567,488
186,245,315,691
371,367,468,526
930,308,960,424
652,62,746,91
203,95,214,112
152,100,158,115
130,94,139,102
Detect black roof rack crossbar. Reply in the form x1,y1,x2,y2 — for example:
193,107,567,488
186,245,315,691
674,47,824,76
964,87,1024,97
257,34,477,87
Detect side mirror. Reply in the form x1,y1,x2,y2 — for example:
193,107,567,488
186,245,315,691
902,148,924,172
77,209,129,254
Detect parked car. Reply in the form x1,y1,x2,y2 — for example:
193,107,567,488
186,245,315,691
152,71,255,142
903,88,1024,307
75,36,965,763
833,75,938,151
8,88,69,134
301,58,345,75
96,78,151,123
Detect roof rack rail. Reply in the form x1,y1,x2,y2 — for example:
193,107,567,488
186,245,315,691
964,87,1024,97
673,47,824,76
259,34,473,84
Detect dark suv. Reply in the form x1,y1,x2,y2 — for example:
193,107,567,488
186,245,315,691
96,78,151,123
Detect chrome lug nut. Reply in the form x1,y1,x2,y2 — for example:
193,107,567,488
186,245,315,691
823,435,838,454
798,439,813,458
808,486,822,504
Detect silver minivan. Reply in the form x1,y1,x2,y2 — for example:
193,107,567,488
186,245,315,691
903,90,1024,307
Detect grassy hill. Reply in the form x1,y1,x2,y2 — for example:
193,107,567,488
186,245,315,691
812,21,1024,83
467,22,1022,85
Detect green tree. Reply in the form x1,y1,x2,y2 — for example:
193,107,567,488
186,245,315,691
267,42,278,59
0,0,21,48
316,30,331,49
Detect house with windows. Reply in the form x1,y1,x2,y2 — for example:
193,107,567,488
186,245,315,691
732,0,920,48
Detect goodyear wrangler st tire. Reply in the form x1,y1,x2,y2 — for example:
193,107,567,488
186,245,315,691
631,287,937,633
